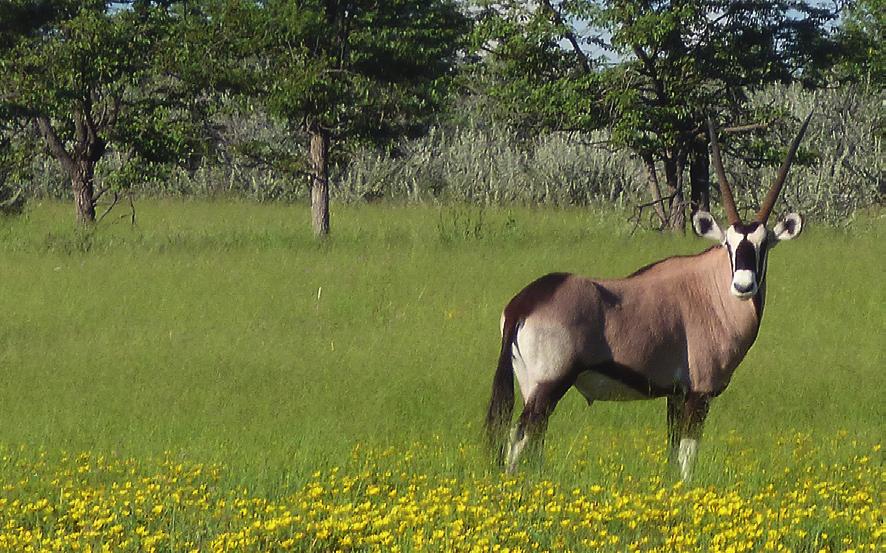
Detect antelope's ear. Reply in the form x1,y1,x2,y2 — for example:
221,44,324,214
773,213,803,241
692,211,724,242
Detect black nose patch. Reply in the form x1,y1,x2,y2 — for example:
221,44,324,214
733,280,755,293
734,240,757,271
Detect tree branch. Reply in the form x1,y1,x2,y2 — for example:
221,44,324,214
539,0,591,73
631,193,676,235
641,152,667,225
686,121,771,139
92,185,109,203
632,45,666,103
128,191,137,226
97,192,120,223
35,116,75,175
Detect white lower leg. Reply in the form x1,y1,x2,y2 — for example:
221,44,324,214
505,426,529,473
678,438,699,481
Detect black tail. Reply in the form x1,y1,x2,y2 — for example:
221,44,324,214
485,319,516,464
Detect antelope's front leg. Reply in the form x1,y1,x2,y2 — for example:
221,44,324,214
675,392,711,482
666,394,685,468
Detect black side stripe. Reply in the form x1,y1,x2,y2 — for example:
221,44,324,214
578,360,682,398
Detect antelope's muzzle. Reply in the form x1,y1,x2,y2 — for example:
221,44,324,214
731,270,757,298
731,241,759,299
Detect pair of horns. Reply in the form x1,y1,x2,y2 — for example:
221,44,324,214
707,112,813,225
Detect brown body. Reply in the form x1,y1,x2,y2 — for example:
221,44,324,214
509,246,761,401
485,114,812,479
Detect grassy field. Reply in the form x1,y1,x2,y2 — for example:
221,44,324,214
0,200,882,551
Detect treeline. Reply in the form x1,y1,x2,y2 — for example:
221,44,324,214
1,1,883,235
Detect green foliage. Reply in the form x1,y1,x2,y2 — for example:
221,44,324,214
469,1,604,133
331,82,879,222
336,122,641,206
0,135,29,215
0,1,57,43
468,1,847,230
835,0,885,86
185,0,470,176
594,1,839,157
727,82,884,222
0,1,212,215
4,4,150,118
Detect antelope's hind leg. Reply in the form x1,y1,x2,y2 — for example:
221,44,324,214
506,321,577,473
505,380,569,473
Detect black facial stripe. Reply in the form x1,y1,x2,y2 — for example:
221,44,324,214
734,240,757,272
757,245,768,283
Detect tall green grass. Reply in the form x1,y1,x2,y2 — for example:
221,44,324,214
0,201,882,493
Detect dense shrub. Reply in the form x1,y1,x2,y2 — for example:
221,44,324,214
13,83,883,224
337,83,883,224
335,124,642,206
732,83,883,223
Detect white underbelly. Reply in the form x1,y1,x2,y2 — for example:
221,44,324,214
573,371,653,401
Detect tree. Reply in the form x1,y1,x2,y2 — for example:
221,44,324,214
836,0,884,86
0,1,56,214
468,1,604,135
193,0,469,237
472,1,840,231
0,1,202,224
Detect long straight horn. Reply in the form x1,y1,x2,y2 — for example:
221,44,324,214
707,118,741,226
756,111,814,224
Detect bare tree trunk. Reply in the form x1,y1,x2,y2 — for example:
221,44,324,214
73,162,96,223
36,114,100,224
308,125,330,238
690,139,710,217
663,155,686,233
641,153,667,228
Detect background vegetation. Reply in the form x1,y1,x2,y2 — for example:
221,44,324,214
1,1,882,232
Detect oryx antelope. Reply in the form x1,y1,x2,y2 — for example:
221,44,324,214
486,115,813,480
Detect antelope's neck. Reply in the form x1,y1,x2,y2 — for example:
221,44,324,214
702,245,763,335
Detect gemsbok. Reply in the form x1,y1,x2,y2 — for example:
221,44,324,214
486,114,813,480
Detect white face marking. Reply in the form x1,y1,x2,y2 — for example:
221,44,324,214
724,225,767,251
747,224,767,245
678,438,699,482
724,224,768,299
724,226,743,248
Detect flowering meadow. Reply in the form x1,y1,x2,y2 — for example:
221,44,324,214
0,430,881,552
0,204,882,551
